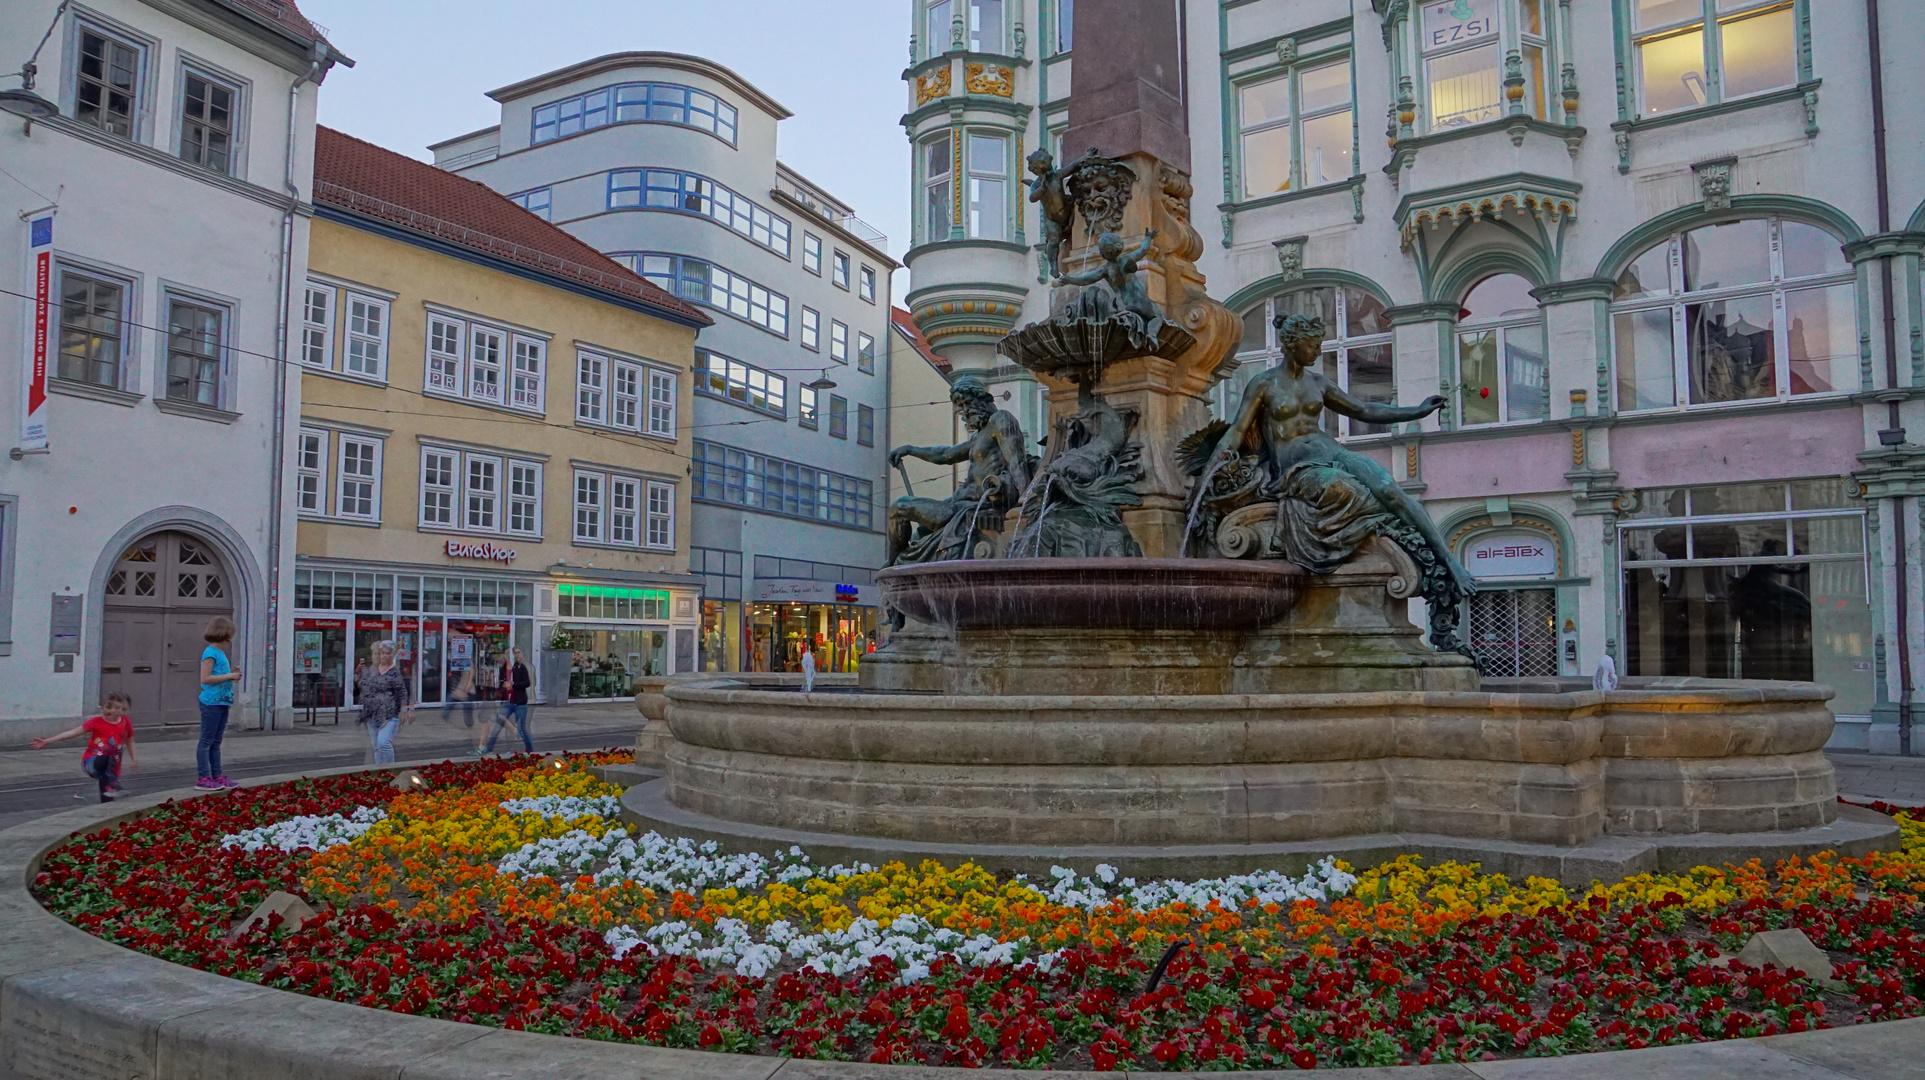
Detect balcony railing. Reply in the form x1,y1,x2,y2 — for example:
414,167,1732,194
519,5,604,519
780,183,887,247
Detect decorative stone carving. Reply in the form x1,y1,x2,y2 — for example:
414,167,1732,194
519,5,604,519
1007,386,1145,559
965,63,1014,97
886,375,1035,568
1013,21,1027,57
1064,153,1138,238
1272,235,1307,282
1156,164,1204,261
1276,37,1297,65
1398,186,1577,250
1373,0,1409,50
1694,157,1735,210
915,67,952,105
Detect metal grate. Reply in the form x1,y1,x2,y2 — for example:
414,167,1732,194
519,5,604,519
1469,588,1558,677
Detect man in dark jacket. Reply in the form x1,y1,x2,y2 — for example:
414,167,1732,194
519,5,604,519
479,648,535,755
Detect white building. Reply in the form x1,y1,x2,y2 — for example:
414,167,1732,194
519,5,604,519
432,53,899,677
902,0,1925,752
0,0,346,738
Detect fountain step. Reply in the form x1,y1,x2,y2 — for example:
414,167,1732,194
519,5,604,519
621,778,1896,890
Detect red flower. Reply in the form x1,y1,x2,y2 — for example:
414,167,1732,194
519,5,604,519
1293,1048,1318,1069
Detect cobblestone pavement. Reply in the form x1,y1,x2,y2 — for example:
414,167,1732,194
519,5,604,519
1828,750,1925,805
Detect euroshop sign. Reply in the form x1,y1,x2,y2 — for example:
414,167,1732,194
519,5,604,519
445,538,516,563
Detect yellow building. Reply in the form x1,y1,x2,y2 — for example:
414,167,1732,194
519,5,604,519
293,127,711,708
887,307,958,503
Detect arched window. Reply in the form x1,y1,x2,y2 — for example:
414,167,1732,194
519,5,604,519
1456,273,1547,426
1232,285,1394,437
1611,217,1854,412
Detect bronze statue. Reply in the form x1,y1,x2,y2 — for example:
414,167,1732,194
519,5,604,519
1007,379,1143,559
887,374,1034,565
1056,229,1162,327
1026,147,1100,279
1184,314,1478,660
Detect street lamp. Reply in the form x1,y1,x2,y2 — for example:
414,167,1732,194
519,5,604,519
806,370,838,391
2,1,70,134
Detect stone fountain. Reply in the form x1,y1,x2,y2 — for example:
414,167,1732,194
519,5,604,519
621,0,1897,884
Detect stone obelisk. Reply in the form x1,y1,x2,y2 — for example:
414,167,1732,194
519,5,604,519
1045,0,1241,558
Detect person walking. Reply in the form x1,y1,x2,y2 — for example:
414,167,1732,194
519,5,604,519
799,639,817,693
477,649,534,756
196,617,242,790
357,640,413,765
444,667,477,731
34,691,137,802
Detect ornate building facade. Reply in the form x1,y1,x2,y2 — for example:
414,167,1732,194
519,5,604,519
902,0,1925,752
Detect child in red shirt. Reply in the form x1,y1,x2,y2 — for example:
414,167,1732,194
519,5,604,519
33,691,137,802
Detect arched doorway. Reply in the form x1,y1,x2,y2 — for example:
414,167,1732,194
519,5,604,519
100,532,235,726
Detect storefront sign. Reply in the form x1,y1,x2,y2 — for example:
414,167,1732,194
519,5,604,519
754,578,879,607
20,215,53,451
445,538,516,563
1466,532,1558,579
294,617,346,631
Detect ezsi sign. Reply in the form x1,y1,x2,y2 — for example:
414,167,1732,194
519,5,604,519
1466,532,1556,579
445,538,516,563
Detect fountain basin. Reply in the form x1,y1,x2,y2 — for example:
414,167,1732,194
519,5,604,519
878,557,1306,632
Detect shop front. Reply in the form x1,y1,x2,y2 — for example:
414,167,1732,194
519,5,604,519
553,583,674,699
1457,524,1571,678
748,578,881,674
291,565,536,712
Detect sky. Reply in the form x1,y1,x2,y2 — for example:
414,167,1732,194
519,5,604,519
302,0,913,282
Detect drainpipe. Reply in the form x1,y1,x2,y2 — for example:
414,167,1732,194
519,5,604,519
264,43,326,729
1865,0,1912,753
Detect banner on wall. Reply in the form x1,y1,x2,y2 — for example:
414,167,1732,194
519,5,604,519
20,214,54,451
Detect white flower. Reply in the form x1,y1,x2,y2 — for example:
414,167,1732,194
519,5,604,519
219,807,385,853
498,795,619,821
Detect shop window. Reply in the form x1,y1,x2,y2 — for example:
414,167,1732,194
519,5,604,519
1631,0,1796,118
1468,588,1558,677
1612,217,1855,412
1456,274,1548,426
1231,285,1396,437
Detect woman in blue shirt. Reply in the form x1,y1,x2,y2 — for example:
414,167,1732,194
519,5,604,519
196,616,243,790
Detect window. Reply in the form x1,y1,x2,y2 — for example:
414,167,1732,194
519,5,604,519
833,251,851,289
799,385,820,429
830,320,849,363
424,312,546,411
297,429,326,513
508,462,542,536
924,0,1003,54
803,234,823,275
829,395,849,439
74,27,140,139
1057,0,1073,51
692,441,876,529
923,134,954,242
1632,0,1795,117
532,81,738,145
466,455,500,530
56,270,125,388
421,446,541,536
632,253,789,336
343,295,388,379
1239,58,1353,198
165,300,222,406
577,349,677,438
857,332,876,374
511,188,552,221
966,133,1007,241
859,266,877,303
608,169,792,256
696,349,786,416
1236,286,1397,437
336,436,382,520
801,307,821,351
178,70,236,175
1613,217,1855,411
1456,274,1548,426
857,404,875,446
300,282,334,369
1418,0,1550,130
574,470,676,548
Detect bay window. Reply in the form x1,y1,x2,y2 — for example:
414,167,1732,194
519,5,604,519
923,134,954,242
925,0,1003,56
1456,274,1548,426
1238,57,1353,198
1417,0,1549,130
1612,217,1855,411
966,133,1007,241
1632,0,1795,117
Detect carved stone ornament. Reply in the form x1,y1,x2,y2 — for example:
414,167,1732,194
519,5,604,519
966,63,1014,98
1272,235,1307,282
1276,38,1297,65
1694,157,1735,210
1373,0,1410,50
1064,154,1137,238
916,67,952,106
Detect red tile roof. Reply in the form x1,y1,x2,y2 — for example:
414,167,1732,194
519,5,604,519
891,307,949,374
312,127,709,325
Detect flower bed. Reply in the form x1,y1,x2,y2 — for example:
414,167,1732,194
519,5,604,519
31,756,1925,1071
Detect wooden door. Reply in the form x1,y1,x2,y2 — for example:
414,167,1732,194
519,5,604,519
101,532,234,726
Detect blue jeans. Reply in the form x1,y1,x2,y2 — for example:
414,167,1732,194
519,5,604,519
196,703,229,779
366,717,400,764
484,703,532,753
83,754,120,802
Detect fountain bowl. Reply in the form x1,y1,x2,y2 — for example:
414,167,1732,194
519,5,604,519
878,557,1306,633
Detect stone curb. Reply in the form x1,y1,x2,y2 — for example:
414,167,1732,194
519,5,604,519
0,762,1918,1079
